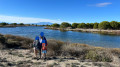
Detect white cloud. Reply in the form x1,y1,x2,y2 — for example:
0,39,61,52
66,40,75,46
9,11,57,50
0,15,64,24
89,2,112,7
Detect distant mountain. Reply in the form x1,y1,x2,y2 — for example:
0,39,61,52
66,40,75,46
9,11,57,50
31,22,53,25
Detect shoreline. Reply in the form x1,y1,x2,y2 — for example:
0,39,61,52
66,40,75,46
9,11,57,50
0,34,120,66
45,27,120,35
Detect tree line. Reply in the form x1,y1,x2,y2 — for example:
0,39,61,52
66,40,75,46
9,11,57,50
51,21,120,30
0,22,24,26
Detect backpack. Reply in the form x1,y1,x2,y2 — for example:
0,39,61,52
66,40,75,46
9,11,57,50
33,40,39,47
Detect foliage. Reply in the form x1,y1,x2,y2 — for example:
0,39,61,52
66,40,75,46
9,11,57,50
86,23,94,29
11,23,17,25
77,23,86,28
72,23,79,28
51,23,60,28
19,23,24,25
60,22,71,28
0,22,8,26
98,21,111,29
93,22,99,29
110,21,119,29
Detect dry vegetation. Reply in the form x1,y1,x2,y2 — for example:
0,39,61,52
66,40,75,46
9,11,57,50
0,34,120,63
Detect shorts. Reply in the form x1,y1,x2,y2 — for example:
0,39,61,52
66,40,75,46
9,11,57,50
42,50,47,53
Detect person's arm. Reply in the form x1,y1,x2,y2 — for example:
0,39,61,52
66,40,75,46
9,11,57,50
44,37,48,46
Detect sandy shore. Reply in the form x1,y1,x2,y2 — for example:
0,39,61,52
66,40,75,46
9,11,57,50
0,49,120,67
45,27,120,35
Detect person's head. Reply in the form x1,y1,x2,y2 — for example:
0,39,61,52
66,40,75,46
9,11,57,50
35,36,39,40
40,32,44,39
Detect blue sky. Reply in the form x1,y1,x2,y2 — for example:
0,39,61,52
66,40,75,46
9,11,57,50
0,0,120,24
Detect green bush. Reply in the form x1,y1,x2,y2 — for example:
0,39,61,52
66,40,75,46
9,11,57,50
86,23,94,29
93,23,99,29
72,23,79,28
0,22,8,26
19,23,24,25
77,23,86,28
60,22,71,28
98,21,111,29
11,23,17,25
110,21,119,29
51,23,60,28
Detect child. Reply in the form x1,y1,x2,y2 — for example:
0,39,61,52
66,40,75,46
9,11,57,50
41,40,47,60
33,36,41,59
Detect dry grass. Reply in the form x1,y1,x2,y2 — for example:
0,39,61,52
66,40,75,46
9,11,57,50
0,34,120,62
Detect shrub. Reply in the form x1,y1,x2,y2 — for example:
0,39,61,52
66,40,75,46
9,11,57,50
19,23,24,25
60,22,71,28
86,50,112,62
98,21,111,29
72,23,79,28
11,23,17,25
77,23,87,28
93,23,99,29
51,23,60,28
0,22,8,26
110,21,119,29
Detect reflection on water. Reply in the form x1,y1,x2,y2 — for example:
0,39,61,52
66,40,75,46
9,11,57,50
0,26,120,48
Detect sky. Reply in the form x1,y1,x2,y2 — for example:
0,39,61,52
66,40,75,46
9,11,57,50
0,0,120,24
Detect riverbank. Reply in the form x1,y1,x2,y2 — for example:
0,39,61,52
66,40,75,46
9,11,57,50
0,34,120,66
0,25,44,27
45,27,120,35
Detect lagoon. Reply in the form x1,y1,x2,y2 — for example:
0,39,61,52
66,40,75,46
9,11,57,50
0,26,120,48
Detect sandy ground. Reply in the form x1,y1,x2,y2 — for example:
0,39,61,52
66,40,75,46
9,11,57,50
0,49,120,67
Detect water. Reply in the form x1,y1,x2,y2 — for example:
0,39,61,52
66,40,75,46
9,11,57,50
0,26,120,48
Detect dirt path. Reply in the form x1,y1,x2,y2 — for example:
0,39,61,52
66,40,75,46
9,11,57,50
0,49,119,67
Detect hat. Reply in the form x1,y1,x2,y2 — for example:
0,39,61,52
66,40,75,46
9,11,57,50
40,32,44,37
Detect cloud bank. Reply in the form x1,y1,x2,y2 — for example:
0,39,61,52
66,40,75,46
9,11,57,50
96,2,112,7
0,15,63,24
89,2,112,7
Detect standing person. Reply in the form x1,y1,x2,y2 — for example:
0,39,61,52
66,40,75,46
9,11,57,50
33,36,40,59
39,32,48,59
41,40,47,60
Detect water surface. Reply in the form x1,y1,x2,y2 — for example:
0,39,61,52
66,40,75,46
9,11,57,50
0,26,120,48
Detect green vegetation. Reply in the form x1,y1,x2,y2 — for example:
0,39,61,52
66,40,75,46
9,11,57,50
50,21,120,30
11,23,17,25
77,23,87,28
19,23,24,25
98,21,111,29
110,21,119,29
93,23,99,29
60,22,71,28
0,22,8,26
72,23,79,28
51,23,60,28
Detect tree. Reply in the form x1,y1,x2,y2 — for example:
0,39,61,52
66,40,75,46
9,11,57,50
0,22,8,26
52,23,60,28
86,23,90,28
93,22,99,29
60,22,71,28
110,21,119,29
19,23,24,25
77,23,87,28
72,23,79,28
11,23,17,25
118,22,120,29
86,23,94,29
98,21,111,29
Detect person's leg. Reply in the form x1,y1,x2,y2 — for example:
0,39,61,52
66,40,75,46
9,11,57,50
33,47,37,57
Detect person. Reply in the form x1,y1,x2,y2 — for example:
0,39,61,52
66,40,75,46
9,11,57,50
33,36,41,59
41,40,47,60
39,32,48,59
